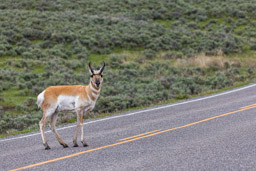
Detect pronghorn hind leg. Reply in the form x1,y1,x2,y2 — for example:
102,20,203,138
39,114,50,150
50,113,68,148
79,111,88,147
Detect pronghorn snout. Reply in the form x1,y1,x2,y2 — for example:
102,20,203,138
96,78,101,87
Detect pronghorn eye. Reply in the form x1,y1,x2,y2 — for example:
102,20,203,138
101,75,103,77
90,75,93,78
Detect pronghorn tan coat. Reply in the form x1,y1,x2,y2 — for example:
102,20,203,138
37,63,105,149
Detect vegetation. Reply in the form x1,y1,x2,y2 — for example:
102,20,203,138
1,0,256,136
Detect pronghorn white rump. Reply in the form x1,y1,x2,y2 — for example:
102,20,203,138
37,62,105,150
36,90,45,108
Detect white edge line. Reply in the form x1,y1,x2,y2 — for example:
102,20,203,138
1,83,256,143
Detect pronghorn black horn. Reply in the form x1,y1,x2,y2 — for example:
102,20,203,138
100,62,105,73
89,62,94,74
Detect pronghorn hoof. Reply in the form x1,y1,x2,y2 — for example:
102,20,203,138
62,144,69,148
44,144,51,150
73,143,79,147
82,142,88,147
45,146,51,150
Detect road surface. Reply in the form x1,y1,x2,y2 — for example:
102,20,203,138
1,84,256,171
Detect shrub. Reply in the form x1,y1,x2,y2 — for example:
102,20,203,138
109,55,124,69
224,62,230,69
77,53,89,60
143,49,156,60
22,51,33,59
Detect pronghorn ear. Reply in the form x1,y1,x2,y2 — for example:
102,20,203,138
99,62,105,74
88,62,94,75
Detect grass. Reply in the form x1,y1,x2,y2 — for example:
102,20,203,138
0,127,39,138
88,49,143,64
32,64,45,73
153,19,172,27
0,89,30,107
0,56,11,63
0,56,21,70
198,18,225,28
88,53,108,63
226,50,256,59
0,56,22,62
174,54,227,68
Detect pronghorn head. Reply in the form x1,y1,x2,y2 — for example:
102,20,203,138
88,62,105,88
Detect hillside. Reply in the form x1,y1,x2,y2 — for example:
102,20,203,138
1,0,256,136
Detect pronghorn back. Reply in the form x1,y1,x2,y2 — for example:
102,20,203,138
37,85,93,114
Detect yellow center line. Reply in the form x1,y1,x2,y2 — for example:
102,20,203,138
240,103,256,109
119,105,256,142
10,105,256,171
119,129,161,141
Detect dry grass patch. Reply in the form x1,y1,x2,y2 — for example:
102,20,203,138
174,52,243,69
113,50,142,61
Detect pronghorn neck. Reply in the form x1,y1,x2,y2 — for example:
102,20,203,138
87,81,101,102
89,80,101,93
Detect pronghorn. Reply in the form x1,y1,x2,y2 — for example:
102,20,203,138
37,62,105,150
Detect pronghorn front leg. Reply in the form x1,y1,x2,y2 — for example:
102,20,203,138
79,110,88,147
73,109,88,147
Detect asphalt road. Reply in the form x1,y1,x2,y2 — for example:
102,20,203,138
1,84,256,171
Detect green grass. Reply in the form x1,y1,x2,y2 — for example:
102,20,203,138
31,40,43,45
88,53,108,63
87,47,142,63
74,67,84,73
226,50,256,59
199,17,225,27
153,20,172,27
0,89,30,107
32,64,45,73
0,56,22,62
0,127,39,138
0,56,10,63
193,80,254,96
0,57,20,69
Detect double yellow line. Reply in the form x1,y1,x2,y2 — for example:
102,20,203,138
240,103,256,110
119,129,162,141
10,104,256,171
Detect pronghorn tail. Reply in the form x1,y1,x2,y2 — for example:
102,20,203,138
37,90,45,108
